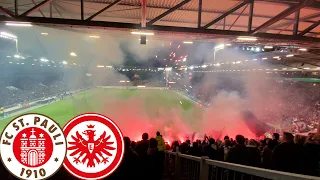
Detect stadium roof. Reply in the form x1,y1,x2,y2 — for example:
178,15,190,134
0,0,320,70
0,0,319,43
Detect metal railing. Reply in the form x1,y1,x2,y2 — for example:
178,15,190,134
164,152,320,180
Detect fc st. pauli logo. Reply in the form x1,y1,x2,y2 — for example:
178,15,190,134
0,114,67,180
63,113,124,180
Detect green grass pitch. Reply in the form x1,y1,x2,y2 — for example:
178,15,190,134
0,88,204,134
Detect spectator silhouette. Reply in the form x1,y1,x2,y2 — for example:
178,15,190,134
246,139,261,167
205,138,219,160
136,133,149,157
226,135,248,166
109,137,139,180
146,138,162,180
262,139,274,169
272,132,299,173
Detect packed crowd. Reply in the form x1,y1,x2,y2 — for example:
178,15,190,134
0,131,319,179
179,76,320,134
0,77,93,108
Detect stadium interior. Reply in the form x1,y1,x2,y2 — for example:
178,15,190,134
0,0,320,179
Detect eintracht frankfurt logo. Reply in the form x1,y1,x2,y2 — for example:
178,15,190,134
63,113,124,180
0,114,67,180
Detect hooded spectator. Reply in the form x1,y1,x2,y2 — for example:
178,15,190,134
246,139,261,167
272,132,299,173
226,135,248,166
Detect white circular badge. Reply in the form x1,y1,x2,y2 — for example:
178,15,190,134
0,113,67,180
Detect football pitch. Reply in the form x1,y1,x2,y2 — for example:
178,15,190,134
0,88,204,137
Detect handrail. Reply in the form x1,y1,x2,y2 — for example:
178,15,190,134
205,159,320,180
165,151,320,180
179,153,202,162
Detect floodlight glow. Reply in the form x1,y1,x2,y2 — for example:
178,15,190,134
298,48,307,51
214,44,225,50
70,52,77,57
202,65,207,68
89,35,100,38
131,31,154,35
255,47,261,52
40,58,49,62
237,37,257,41
183,41,193,44
6,22,32,27
189,66,194,70
0,32,17,39
14,54,20,58
62,61,68,65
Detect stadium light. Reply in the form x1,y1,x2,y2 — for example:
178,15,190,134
298,48,307,51
237,37,257,41
70,52,77,57
0,32,17,40
131,31,154,36
214,44,224,51
6,22,32,27
183,41,193,44
40,58,49,62
89,35,100,38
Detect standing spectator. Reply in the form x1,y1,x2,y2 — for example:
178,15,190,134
136,133,149,157
146,138,162,180
205,138,219,160
226,135,248,166
262,139,274,169
246,139,261,167
155,132,165,177
272,132,298,173
110,137,139,179
272,133,280,146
